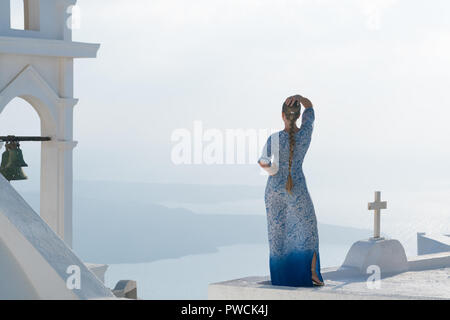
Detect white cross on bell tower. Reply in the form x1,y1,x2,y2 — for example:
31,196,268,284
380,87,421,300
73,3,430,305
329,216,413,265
0,1,100,247
368,191,387,240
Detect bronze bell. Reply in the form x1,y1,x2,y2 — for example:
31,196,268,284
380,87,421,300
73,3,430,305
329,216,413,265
6,142,28,168
0,142,28,181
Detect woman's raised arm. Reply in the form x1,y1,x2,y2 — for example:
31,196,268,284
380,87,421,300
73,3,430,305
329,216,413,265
299,96,313,109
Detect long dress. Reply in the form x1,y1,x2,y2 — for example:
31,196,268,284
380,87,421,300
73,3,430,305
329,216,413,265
258,108,323,287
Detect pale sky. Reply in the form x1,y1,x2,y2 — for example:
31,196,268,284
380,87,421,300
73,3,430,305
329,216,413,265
76,0,450,187
1,0,449,238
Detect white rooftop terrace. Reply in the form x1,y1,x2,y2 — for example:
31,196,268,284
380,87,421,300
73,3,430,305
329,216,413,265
209,251,450,300
209,192,450,300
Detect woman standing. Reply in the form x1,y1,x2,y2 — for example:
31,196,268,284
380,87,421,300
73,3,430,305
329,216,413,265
258,95,324,287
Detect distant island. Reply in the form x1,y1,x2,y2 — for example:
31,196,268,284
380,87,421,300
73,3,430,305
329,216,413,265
19,180,370,264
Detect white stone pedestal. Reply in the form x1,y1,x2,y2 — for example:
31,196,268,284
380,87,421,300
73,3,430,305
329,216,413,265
341,238,408,275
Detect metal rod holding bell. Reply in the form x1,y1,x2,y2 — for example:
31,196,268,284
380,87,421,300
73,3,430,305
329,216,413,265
0,135,52,142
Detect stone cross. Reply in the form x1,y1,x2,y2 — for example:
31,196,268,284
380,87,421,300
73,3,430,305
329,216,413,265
368,191,387,239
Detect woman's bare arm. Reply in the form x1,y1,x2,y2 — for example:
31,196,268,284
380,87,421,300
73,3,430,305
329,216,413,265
258,160,278,175
258,160,270,168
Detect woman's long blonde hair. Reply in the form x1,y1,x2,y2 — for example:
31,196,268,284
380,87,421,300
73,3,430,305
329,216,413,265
282,101,301,194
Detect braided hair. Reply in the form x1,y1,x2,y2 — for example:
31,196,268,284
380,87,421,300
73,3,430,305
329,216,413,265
282,100,301,194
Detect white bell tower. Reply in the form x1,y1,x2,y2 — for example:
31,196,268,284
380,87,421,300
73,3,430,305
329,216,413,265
0,0,100,247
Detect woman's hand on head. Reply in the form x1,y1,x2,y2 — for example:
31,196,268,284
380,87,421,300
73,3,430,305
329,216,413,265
285,95,303,107
285,95,313,109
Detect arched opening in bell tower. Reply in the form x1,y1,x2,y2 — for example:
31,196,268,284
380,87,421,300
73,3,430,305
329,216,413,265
0,97,42,213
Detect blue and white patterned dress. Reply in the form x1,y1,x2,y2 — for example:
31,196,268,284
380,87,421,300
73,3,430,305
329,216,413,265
258,108,323,287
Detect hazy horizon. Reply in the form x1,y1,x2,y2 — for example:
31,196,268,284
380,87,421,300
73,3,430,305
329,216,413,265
1,1,449,244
